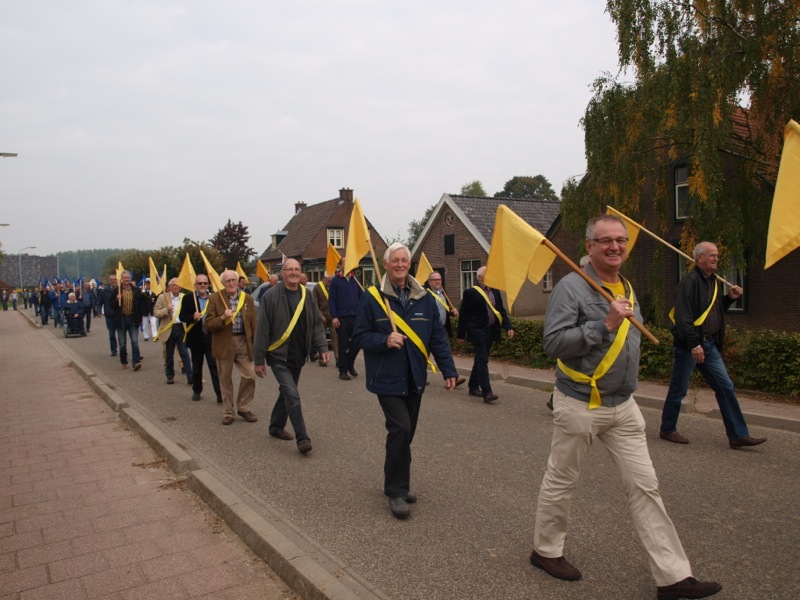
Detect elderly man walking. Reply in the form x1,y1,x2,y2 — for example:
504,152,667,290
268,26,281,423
206,269,258,426
254,259,329,454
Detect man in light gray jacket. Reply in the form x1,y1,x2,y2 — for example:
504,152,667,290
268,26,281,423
253,259,329,455
530,214,721,600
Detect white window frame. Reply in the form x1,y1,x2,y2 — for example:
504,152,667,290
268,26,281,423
675,165,691,220
327,228,344,249
460,259,481,295
542,269,553,292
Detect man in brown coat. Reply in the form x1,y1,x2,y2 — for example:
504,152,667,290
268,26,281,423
205,269,258,425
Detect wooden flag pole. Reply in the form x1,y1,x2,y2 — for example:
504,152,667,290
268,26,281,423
366,238,397,333
611,209,737,288
542,239,660,345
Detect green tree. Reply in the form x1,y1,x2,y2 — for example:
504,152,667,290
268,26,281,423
460,180,487,196
563,1,800,264
406,204,437,249
495,175,559,200
209,219,255,269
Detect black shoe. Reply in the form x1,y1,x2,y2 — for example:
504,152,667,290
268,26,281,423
483,394,498,403
133,363,142,371
468,390,483,397
187,376,194,385
111,352,117,357
167,377,174,384
348,367,358,377
389,497,410,519
191,392,201,401
529,548,581,581
339,372,351,381
269,429,294,441
657,577,722,600
405,491,417,504
546,394,554,411
216,396,223,404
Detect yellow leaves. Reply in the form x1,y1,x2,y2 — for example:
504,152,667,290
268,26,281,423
688,170,710,203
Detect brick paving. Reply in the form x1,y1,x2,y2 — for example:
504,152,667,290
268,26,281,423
0,312,297,600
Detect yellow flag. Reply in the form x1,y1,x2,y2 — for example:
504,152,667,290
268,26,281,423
605,206,641,254
200,250,223,293
257,260,270,282
326,243,342,276
344,198,371,274
148,257,163,295
160,264,167,291
415,252,434,285
483,205,557,311
236,262,248,281
176,253,196,291
765,119,800,268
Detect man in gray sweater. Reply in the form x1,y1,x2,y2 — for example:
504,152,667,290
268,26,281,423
253,259,329,455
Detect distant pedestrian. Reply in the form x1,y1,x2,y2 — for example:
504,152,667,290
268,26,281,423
329,256,363,381
179,274,222,403
153,278,193,384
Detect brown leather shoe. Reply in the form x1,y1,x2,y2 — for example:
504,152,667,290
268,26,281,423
237,411,258,423
298,440,313,454
657,576,722,599
529,548,581,581
483,394,499,403
269,428,293,441
468,390,483,398
455,377,466,387
729,436,766,449
660,431,689,444
222,415,234,425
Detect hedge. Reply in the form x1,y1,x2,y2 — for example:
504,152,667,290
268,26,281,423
451,318,800,397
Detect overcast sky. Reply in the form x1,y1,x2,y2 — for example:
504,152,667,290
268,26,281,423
1,1,622,259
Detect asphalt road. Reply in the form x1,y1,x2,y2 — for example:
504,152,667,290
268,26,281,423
49,321,800,599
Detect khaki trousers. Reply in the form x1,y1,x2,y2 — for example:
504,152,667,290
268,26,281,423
534,389,692,586
216,335,256,416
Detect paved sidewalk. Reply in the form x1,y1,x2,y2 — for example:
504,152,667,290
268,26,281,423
0,312,297,599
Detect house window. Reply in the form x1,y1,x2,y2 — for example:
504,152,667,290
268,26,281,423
361,266,376,287
675,165,692,220
724,264,745,312
328,228,344,248
460,259,481,295
542,269,553,292
444,234,455,255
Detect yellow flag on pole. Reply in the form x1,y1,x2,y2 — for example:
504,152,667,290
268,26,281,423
176,253,196,292
200,250,223,293
415,252,434,285
257,260,270,282
605,206,642,254
344,198,371,274
765,120,800,269
326,243,342,276
148,257,163,295
160,264,167,290
236,262,248,281
483,205,557,311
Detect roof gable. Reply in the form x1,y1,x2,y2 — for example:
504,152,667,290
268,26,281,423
261,198,341,260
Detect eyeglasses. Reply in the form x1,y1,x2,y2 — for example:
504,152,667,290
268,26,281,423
196,282,209,285
222,278,238,283
591,237,629,246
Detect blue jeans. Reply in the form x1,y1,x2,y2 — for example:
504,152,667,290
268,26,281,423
661,340,750,440
117,317,141,366
105,315,118,354
52,306,63,328
269,362,309,443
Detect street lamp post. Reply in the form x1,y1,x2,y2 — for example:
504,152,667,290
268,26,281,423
18,246,37,291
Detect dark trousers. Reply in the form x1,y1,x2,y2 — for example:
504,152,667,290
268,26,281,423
378,393,422,498
269,363,309,443
83,310,92,332
105,315,117,353
335,316,360,373
189,333,221,401
117,316,141,366
165,324,193,380
40,306,49,325
467,330,493,395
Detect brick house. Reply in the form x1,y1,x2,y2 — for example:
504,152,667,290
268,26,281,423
409,194,561,316
259,188,389,285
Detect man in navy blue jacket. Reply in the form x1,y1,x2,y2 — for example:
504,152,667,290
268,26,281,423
354,242,459,519
329,256,363,381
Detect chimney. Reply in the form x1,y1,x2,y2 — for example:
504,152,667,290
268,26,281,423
339,188,353,203
295,202,307,214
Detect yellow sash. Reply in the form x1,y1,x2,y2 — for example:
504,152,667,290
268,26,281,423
183,297,208,343
317,281,329,300
153,294,184,342
367,286,436,373
224,291,246,326
267,285,307,352
429,289,449,311
557,281,634,409
668,279,718,325
473,286,502,322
